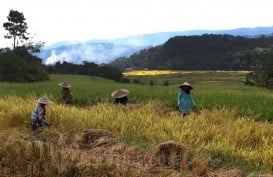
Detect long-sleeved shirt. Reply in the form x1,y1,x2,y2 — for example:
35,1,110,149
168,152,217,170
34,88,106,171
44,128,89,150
177,90,196,113
30,104,46,122
61,88,73,104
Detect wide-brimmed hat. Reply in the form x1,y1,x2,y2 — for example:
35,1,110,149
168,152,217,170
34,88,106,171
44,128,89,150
179,82,193,89
36,97,53,105
111,89,129,98
58,82,71,88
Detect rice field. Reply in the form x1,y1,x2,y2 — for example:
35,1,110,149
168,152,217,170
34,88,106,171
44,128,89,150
0,72,272,176
0,73,272,121
123,70,250,77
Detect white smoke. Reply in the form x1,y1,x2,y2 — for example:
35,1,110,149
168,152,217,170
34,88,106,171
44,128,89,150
45,51,70,65
43,42,145,65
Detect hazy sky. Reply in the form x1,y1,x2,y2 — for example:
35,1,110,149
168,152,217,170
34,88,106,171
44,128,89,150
1,0,273,47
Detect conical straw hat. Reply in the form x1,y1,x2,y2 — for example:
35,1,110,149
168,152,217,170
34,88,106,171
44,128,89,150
36,97,53,105
179,82,193,89
58,82,71,88
111,89,129,98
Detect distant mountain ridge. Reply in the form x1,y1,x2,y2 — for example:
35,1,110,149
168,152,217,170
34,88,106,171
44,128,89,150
37,26,273,64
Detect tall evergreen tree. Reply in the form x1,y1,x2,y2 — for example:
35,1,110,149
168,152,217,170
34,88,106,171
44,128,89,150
3,10,29,49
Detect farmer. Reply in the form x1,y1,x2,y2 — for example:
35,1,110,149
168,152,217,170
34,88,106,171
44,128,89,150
177,82,196,116
59,82,73,105
30,97,53,131
111,89,129,105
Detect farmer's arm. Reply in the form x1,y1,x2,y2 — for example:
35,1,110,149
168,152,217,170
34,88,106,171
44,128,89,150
177,92,181,105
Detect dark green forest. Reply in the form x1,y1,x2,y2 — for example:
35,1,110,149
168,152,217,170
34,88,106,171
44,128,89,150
0,47,124,82
0,47,49,82
111,34,273,70
46,61,123,81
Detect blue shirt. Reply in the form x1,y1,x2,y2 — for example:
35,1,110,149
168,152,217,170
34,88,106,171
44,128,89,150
177,90,196,113
31,104,45,121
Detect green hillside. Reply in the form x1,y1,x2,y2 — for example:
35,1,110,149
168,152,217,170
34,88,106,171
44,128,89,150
111,34,273,70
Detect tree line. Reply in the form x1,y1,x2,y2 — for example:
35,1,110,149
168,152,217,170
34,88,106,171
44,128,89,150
46,61,123,81
0,10,123,82
0,47,48,82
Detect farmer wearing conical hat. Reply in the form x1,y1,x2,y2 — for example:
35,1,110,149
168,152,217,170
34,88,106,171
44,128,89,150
111,89,129,105
177,82,196,116
59,82,73,105
30,97,53,131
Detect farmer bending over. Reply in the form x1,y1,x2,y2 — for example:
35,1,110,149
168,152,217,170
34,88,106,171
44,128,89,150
111,89,129,105
30,97,53,131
